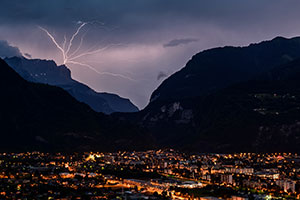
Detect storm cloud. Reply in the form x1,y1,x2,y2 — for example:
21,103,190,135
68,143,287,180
24,53,32,58
0,40,22,58
163,38,199,48
1,0,300,108
157,71,168,81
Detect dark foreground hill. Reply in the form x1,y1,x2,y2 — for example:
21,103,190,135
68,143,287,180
4,57,139,114
0,58,152,152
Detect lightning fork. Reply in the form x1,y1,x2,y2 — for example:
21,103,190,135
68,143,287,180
39,22,135,81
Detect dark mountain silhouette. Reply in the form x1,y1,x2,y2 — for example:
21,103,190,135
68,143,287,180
116,37,300,153
3,36,300,153
4,57,139,114
120,58,300,152
0,58,153,152
150,36,300,103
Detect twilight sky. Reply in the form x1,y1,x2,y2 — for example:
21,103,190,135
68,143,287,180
1,0,300,108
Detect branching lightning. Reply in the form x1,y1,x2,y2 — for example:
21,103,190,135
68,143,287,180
65,22,87,56
39,22,134,81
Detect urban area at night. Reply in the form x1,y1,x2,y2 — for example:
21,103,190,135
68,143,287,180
2,1,300,199
0,150,299,199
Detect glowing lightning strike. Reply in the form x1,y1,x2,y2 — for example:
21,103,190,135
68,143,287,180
65,22,87,56
39,26,66,62
39,22,135,81
62,34,67,51
68,33,86,58
67,61,135,81
69,44,123,61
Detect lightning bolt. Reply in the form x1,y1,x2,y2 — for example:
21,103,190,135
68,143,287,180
39,22,135,81
68,32,86,58
65,22,87,56
68,43,123,61
67,61,135,81
62,34,67,51
39,26,66,62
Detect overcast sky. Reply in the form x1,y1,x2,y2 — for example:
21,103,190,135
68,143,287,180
1,0,300,108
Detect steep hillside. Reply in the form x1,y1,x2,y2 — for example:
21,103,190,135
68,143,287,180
150,37,300,103
0,58,152,151
4,57,139,114
117,42,300,152
134,59,300,152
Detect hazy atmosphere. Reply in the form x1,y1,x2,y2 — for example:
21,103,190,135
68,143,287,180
1,0,300,108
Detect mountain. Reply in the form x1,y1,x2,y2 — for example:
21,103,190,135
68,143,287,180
150,36,300,103
0,58,153,152
3,36,300,153
116,37,300,153
122,58,300,153
4,57,139,114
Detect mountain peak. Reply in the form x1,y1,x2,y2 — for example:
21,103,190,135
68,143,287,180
0,58,148,151
150,35,300,103
4,57,139,114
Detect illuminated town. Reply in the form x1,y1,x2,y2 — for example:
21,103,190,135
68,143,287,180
0,150,299,199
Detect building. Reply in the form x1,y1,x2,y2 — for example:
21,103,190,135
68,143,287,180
276,179,296,193
221,174,233,185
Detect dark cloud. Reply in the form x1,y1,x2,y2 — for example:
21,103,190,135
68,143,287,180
0,40,22,58
24,53,32,58
157,71,168,81
163,38,198,48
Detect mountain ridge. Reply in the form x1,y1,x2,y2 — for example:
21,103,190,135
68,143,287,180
3,36,300,152
150,36,300,103
4,56,139,114
0,58,153,152
114,36,300,153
